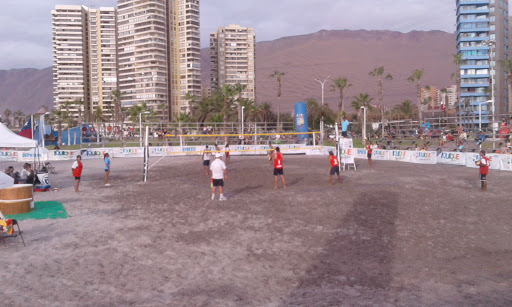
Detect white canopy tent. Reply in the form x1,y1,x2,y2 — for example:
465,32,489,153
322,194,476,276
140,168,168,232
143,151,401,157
0,122,38,148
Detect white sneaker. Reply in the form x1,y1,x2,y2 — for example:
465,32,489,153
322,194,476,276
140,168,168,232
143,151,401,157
219,196,227,201
211,195,215,200
105,183,111,187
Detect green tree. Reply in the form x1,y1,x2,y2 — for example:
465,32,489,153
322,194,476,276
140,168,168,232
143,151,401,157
13,110,25,128
190,97,214,123
407,68,424,124
51,108,69,146
269,71,285,131
256,102,276,131
110,89,122,124
394,99,418,119
212,85,237,132
351,93,374,111
369,66,392,136
3,109,11,127
500,58,512,114
330,77,352,120
306,98,335,130
72,99,84,124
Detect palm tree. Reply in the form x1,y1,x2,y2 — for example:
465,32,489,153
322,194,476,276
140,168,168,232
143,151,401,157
330,77,352,120
240,98,258,123
233,83,247,132
190,97,214,123
212,84,237,133
351,93,374,111
72,99,84,124
394,100,418,119
407,68,425,124
110,89,122,124
306,98,335,130
452,53,465,127
500,58,512,114
269,71,285,131
51,108,69,146
13,110,25,128
257,102,276,131
369,66,393,136
3,108,12,127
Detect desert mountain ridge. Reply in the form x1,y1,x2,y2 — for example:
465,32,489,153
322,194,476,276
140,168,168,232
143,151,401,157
0,29,456,116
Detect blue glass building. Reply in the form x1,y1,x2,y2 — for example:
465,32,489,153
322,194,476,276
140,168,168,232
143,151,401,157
456,0,509,126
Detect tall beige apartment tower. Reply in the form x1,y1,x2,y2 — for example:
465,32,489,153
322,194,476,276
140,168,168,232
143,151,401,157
210,25,256,100
87,8,118,121
52,5,118,122
169,0,201,118
117,0,201,120
52,5,89,120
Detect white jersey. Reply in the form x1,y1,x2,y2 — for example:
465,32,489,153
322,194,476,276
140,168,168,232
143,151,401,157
203,151,211,161
210,159,226,179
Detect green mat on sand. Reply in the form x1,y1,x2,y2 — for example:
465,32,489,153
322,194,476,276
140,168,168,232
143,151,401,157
4,201,69,221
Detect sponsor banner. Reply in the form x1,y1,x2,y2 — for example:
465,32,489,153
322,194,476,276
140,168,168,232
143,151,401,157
354,148,368,159
17,151,48,162
306,146,324,155
339,138,353,149
113,147,143,158
437,152,466,165
410,151,437,164
500,155,512,171
464,153,501,170
389,150,411,162
82,148,114,159
0,150,18,162
149,147,171,157
371,149,389,161
50,150,78,161
339,147,354,164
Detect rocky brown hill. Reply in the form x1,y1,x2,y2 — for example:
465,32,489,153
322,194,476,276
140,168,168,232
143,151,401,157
1,29,455,116
202,29,456,113
0,67,53,114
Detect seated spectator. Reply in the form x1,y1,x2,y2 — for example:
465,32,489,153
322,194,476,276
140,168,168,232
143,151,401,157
19,163,34,184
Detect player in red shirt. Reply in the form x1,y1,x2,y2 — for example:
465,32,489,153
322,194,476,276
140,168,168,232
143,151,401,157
328,151,341,185
476,150,491,192
367,141,374,170
273,147,286,189
71,155,83,192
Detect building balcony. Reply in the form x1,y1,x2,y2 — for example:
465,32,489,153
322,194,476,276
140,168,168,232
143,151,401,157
459,46,489,51
461,83,490,87
457,0,489,6
461,92,489,97
462,55,489,60
461,74,490,78
458,28,489,33
456,37,489,45
460,65,490,69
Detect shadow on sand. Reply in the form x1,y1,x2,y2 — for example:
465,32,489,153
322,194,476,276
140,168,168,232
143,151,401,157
282,191,399,306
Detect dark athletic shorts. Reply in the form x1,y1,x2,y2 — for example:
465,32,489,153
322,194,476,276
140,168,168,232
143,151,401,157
330,166,339,175
274,168,284,176
74,177,81,180
105,169,109,172
212,179,224,187
203,160,210,166
480,174,487,181
367,153,372,159
342,131,348,137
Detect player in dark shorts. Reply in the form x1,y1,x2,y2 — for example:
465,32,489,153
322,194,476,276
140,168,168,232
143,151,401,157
367,141,374,170
273,147,286,189
202,145,211,176
476,149,491,192
224,143,230,163
328,151,341,185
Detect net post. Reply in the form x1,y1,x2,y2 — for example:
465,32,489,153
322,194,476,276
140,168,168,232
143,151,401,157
180,134,183,149
313,132,316,146
143,126,149,182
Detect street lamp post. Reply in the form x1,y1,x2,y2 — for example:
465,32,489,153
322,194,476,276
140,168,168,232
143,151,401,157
139,111,150,147
360,106,367,145
484,40,496,148
314,76,331,145
242,106,245,138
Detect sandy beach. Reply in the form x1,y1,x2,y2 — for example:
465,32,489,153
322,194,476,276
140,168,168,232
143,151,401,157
1,155,512,306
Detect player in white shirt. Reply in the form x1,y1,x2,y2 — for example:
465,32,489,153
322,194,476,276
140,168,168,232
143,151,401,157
210,153,227,200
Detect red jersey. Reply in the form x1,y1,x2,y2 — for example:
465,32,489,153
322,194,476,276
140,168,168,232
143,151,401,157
367,145,373,154
329,155,339,167
274,152,283,169
72,161,83,177
479,156,490,175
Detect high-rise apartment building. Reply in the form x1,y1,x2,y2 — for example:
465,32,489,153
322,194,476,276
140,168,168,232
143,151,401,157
52,5,118,121
169,0,201,118
88,8,118,121
456,0,509,125
52,5,89,120
210,25,256,100
117,0,201,120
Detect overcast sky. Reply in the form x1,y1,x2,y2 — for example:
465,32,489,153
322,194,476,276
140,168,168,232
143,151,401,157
1,0,458,69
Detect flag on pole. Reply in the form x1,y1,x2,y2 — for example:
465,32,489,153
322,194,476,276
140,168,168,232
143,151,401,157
18,118,32,139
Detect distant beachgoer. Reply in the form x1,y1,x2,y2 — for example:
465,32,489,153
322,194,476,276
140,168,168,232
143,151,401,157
210,153,227,201
367,141,374,170
476,150,491,192
202,145,211,176
273,147,286,189
328,151,341,186
104,153,111,187
72,155,83,192
224,144,230,163
267,141,274,165
341,116,349,138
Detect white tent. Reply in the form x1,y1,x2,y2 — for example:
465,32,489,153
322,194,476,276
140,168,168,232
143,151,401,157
0,172,14,189
0,122,38,148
